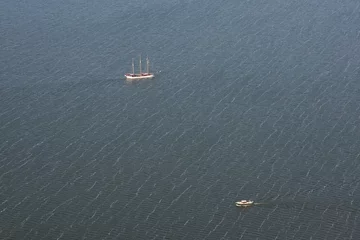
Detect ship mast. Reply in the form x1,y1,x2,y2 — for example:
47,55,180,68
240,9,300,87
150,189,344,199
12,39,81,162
132,58,134,75
139,55,142,74
146,57,150,73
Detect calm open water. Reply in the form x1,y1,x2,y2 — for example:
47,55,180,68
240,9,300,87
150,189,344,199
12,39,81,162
1,0,360,239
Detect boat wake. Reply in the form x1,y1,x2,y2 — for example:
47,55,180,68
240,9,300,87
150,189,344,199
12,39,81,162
248,199,360,214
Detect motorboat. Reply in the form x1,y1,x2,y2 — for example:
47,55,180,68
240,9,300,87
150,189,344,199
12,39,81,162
235,200,254,207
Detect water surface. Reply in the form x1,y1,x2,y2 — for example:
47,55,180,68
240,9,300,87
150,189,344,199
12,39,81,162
1,0,360,239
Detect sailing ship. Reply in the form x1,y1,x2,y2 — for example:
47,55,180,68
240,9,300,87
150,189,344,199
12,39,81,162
125,56,154,80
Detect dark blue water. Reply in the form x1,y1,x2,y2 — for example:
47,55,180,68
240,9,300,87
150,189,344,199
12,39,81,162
1,0,360,239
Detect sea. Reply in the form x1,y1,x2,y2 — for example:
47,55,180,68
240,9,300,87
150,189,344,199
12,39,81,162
1,0,360,239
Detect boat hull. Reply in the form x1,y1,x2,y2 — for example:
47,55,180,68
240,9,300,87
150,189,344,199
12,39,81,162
235,203,253,207
235,200,254,207
125,74,154,80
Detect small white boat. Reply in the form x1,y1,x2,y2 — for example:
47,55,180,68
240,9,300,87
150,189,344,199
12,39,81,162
235,200,254,207
125,56,154,80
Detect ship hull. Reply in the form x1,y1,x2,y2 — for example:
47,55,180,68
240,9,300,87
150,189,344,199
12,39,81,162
125,74,154,80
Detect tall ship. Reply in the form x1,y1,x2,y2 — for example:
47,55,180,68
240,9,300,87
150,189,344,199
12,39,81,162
125,56,154,80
